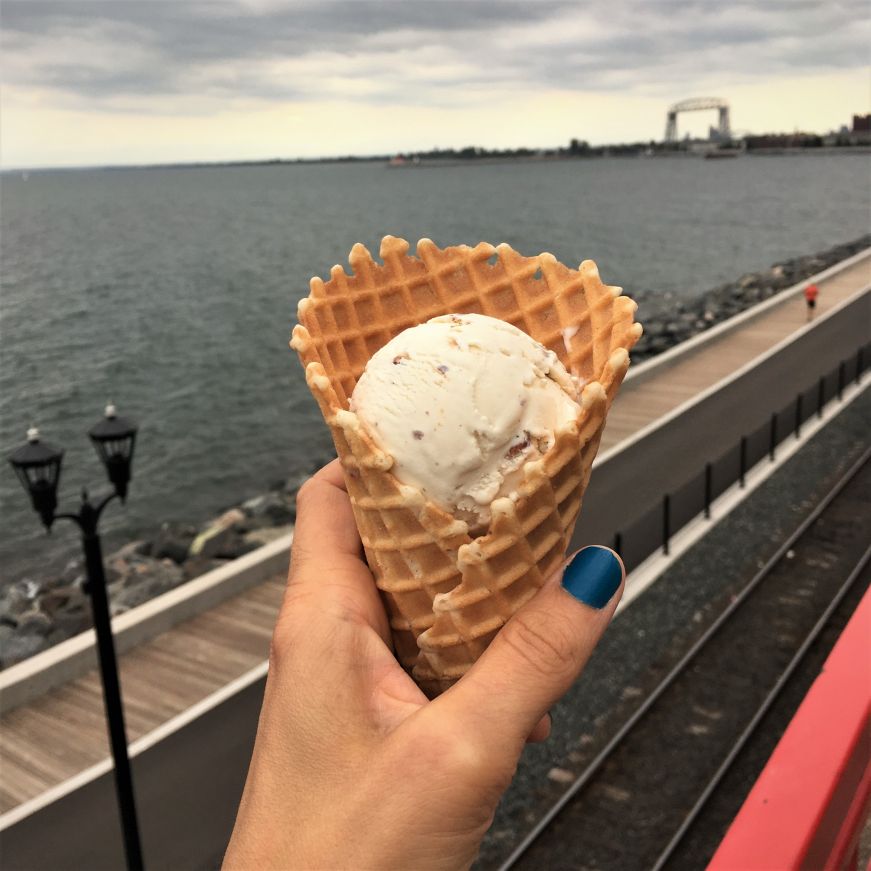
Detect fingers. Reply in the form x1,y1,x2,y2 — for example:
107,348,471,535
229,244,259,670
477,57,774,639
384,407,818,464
437,546,625,752
281,459,391,645
291,459,362,563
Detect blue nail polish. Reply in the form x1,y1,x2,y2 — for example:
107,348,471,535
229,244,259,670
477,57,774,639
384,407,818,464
561,546,623,609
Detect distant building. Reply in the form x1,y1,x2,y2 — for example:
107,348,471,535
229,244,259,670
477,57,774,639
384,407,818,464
838,114,871,145
744,131,823,150
821,115,871,147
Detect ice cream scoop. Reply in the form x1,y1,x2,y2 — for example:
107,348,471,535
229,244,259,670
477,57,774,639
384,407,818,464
349,313,582,525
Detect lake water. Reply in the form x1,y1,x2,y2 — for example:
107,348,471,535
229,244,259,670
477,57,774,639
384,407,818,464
1,154,869,581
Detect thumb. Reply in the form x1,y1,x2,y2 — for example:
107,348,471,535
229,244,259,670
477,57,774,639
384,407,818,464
437,546,625,750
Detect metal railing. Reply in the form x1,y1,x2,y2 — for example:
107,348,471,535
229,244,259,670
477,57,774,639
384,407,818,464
611,342,869,571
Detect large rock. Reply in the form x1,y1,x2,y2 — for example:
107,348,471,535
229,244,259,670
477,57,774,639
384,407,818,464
0,580,39,624
151,523,196,564
40,583,87,616
241,493,295,528
189,508,246,558
39,583,91,640
51,606,92,640
181,555,224,581
0,624,16,653
108,539,151,562
216,535,259,560
110,559,185,615
1,632,50,668
16,609,53,637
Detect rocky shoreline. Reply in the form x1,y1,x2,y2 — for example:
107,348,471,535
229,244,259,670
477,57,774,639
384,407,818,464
1,233,868,668
0,464,331,668
629,233,869,361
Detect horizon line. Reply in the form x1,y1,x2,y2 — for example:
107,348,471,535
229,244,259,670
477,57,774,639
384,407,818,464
3,125,864,173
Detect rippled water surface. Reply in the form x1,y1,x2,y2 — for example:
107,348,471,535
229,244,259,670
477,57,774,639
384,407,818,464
2,155,869,579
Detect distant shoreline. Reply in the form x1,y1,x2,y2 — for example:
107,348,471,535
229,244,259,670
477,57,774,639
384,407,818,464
3,145,869,175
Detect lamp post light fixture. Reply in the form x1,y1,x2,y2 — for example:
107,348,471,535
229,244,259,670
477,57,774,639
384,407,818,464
9,405,144,871
8,427,64,531
89,403,137,502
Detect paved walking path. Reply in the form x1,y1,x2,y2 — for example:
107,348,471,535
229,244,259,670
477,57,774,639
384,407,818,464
600,253,871,450
1,250,869,814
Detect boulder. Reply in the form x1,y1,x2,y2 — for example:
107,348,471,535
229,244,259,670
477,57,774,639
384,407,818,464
0,583,34,623
38,575,71,595
60,558,87,587
16,609,53,636
1,633,50,668
109,540,150,561
0,624,16,649
181,555,224,581
40,583,88,617
189,508,246,558
110,561,185,615
47,628,74,646
243,492,281,517
242,493,295,528
51,602,92,638
212,534,260,560
151,523,196,564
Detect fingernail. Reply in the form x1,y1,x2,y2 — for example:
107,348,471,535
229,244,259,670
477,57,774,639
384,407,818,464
561,546,623,609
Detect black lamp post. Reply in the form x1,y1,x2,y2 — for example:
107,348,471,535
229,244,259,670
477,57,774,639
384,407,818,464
9,405,144,871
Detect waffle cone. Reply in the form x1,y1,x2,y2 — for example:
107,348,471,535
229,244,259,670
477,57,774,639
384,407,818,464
291,236,641,696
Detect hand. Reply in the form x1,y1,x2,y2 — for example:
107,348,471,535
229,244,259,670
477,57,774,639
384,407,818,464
223,460,624,870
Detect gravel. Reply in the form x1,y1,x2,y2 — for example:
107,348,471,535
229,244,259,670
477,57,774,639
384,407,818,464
477,385,871,869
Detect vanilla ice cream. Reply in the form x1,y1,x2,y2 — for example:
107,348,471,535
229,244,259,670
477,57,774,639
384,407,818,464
349,313,582,525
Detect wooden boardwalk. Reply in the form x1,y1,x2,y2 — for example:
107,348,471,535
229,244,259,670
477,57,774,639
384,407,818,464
0,578,284,813
1,251,869,814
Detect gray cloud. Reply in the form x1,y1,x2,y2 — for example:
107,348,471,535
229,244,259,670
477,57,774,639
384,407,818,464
2,0,868,108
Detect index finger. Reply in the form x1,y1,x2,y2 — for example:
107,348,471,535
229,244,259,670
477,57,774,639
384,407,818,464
283,459,391,645
292,458,362,560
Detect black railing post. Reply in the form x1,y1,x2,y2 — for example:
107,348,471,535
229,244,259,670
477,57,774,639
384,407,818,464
795,394,803,439
838,361,846,399
613,531,622,558
818,376,825,419
739,436,747,487
662,494,671,556
704,463,713,519
769,414,777,461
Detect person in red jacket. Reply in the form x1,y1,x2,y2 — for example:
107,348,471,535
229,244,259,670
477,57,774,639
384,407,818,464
804,283,819,321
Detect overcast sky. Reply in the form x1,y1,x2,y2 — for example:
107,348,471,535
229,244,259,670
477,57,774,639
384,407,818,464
2,0,868,168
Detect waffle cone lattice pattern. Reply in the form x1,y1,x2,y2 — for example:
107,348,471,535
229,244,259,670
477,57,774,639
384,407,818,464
291,236,641,695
